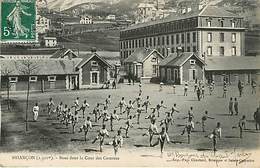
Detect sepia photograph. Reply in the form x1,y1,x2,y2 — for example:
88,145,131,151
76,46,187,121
0,0,259,167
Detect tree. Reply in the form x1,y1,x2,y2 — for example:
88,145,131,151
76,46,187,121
16,60,39,132
0,66,13,111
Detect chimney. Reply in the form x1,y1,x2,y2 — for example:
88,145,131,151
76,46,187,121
91,47,97,53
176,46,183,57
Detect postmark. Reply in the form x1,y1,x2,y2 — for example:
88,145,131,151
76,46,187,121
1,0,36,43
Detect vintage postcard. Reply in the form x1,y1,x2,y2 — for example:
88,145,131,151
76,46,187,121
0,0,259,167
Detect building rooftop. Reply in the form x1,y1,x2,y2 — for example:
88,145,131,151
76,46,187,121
159,52,205,66
0,59,81,76
205,56,260,71
124,48,163,63
51,48,78,58
123,5,240,31
77,53,112,68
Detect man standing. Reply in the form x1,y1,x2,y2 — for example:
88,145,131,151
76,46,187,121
32,103,39,121
229,97,234,116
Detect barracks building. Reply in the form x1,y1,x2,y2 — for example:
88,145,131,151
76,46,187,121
119,5,260,85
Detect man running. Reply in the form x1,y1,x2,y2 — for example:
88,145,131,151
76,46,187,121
92,124,109,152
79,116,92,141
81,100,90,118
201,111,215,132
151,127,170,155
181,117,194,144
120,116,133,138
47,98,55,116
117,97,127,114
143,119,158,147
142,96,151,113
155,101,167,117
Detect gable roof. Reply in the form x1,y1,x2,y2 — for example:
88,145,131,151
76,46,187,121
76,53,112,68
159,52,205,67
0,59,82,76
123,5,240,31
124,48,164,63
51,48,78,58
199,5,237,17
205,56,260,71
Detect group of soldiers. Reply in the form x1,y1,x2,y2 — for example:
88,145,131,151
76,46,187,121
31,81,260,155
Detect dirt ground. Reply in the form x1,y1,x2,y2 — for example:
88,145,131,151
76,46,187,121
0,83,259,157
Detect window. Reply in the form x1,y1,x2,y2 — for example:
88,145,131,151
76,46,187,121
207,46,212,56
187,33,190,43
232,33,236,43
231,21,235,28
208,33,212,42
166,36,169,45
145,38,148,47
193,46,196,52
220,46,224,56
153,37,156,46
162,36,165,45
207,20,211,27
171,35,174,45
232,47,236,56
149,38,152,46
220,20,224,27
29,76,37,82
190,59,196,65
171,47,174,53
9,77,18,83
157,37,161,45
48,76,56,82
151,57,157,62
192,32,196,42
181,34,184,44
162,48,165,56
91,61,98,66
187,46,191,52
152,65,157,75
220,33,224,42
176,34,179,44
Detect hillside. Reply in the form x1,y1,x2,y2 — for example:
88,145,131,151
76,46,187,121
57,29,120,51
45,0,121,11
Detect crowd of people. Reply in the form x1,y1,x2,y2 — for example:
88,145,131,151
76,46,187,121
30,80,259,155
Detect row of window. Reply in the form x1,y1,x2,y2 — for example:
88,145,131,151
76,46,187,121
207,46,237,56
120,32,197,49
121,18,198,38
9,76,57,83
121,46,197,58
207,19,236,28
207,32,236,43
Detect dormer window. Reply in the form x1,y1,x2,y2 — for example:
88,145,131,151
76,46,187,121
231,21,235,28
91,61,98,66
151,57,157,62
190,59,196,65
207,20,211,27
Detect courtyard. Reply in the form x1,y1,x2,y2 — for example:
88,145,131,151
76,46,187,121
0,83,259,162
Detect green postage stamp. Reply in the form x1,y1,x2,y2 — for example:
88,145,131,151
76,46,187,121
1,0,36,43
